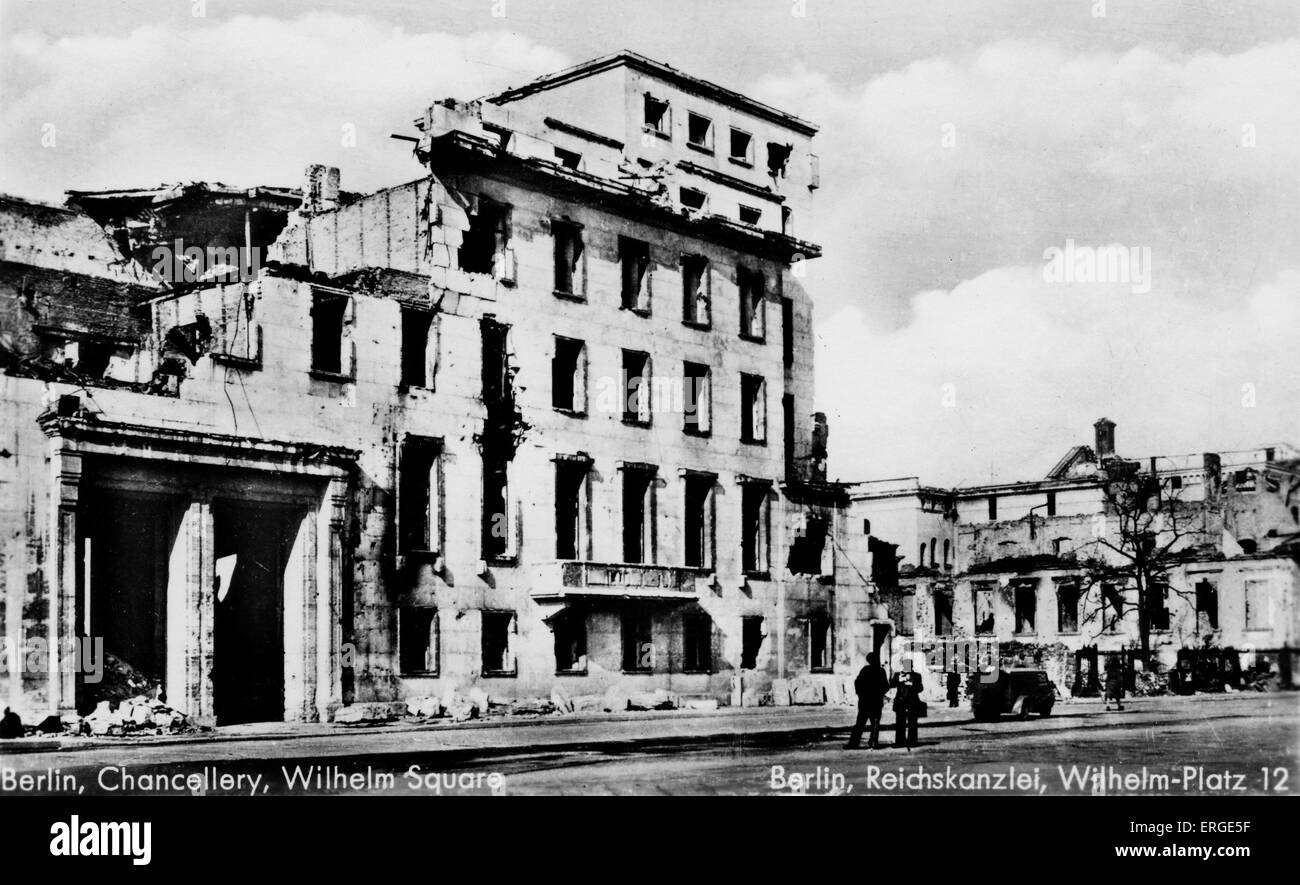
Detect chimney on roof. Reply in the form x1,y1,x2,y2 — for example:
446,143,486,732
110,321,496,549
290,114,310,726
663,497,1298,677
301,164,340,214
1094,418,1116,460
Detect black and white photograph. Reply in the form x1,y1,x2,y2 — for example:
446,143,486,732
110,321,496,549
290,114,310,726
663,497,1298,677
0,0,1295,862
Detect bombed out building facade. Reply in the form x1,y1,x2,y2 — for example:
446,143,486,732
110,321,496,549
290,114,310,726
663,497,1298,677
0,53,871,725
849,420,1300,700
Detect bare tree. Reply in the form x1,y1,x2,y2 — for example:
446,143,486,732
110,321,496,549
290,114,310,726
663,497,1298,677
1076,461,1213,659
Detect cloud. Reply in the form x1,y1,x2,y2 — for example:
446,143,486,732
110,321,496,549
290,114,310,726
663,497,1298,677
816,266,1300,485
746,39,1299,483
0,12,569,199
755,39,1300,325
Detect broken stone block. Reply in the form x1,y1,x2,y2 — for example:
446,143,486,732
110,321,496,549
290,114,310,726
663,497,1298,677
509,698,552,716
550,688,573,714
129,704,153,726
600,687,630,712
467,687,490,715
789,679,826,706
627,689,678,711
569,694,603,713
333,702,403,724
771,678,792,706
680,697,719,711
408,696,443,718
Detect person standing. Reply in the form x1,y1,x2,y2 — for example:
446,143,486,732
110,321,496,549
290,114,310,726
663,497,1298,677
946,666,961,708
891,658,924,748
1104,656,1125,711
845,653,889,749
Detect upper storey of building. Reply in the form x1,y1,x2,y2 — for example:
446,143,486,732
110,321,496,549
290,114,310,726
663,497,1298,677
414,51,820,263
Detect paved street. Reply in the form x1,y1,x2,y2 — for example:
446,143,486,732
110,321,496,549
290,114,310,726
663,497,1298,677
1,694,1295,796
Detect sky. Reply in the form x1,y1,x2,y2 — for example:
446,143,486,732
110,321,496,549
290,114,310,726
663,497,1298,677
2,0,1297,486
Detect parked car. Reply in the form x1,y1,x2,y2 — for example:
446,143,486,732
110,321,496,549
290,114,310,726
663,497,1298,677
969,668,1058,721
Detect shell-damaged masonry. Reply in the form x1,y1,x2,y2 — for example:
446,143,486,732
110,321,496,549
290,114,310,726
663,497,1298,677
0,52,1296,735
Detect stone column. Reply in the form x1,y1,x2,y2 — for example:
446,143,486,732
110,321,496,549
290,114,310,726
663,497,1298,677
167,493,214,724
45,444,81,715
283,506,316,721
315,475,348,721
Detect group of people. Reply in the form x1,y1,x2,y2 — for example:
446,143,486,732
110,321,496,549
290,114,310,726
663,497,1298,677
844,655,923,749
844,656,965,750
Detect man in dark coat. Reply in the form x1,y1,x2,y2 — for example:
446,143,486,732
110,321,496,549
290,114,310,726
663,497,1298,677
891,658,924,748
1104,657,1125,711
946,666,961,707
845,653,889,749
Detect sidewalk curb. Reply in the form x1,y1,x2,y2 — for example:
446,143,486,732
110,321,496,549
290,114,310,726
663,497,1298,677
0,689,1269,757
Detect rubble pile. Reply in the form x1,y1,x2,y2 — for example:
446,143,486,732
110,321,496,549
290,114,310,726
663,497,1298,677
0,697,200,740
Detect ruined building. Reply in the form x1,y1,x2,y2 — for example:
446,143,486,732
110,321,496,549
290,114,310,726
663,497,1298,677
847,419,1300,698
0,52,869,724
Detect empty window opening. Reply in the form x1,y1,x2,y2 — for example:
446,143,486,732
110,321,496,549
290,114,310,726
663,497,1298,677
1015,584,1037,634
680,187,708,212
988,496,998,520
622,349,651,424
1046,491,1057,517
622,466,656,564
1057,584,1080,633
974,586,995,635
620,236,652,312
458,198,510,276
1147,581,1170,632
683,612,713,672
740,616,765,669
553,220,585,297
400,607,439,674
480,317,511,405
781,205,793,236
741,483,770,574
781,297,794,365
622,609,654,672
554,609,587,674
943,539,951,567
935,590,954,636
400,307,434,389
740,374,767,443
681,254,711,325
399,436,442,555
729,127,753,164
311,291,352,376
738,266,765,338
644,94,670,136
1102,583,1124,632
554,147,582,169
482,457,511,559
788,513,829,576
767,142,792,178
687,112,713,150
683,473,715,569
554,458,590,560
1194,580,1219,632
552,336,587,413
1170,475,1183,490
929,537,937,567
863,519,872,535
808,613,832,671
683,361,712,434
481,611,517,675
738,205,762,225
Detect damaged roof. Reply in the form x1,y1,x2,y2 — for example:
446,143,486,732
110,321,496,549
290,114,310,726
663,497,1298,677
487,50,819,137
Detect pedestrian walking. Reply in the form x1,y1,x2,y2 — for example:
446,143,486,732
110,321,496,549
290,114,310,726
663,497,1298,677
891,658,924,748
845,652,889,749
946,666,961,708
